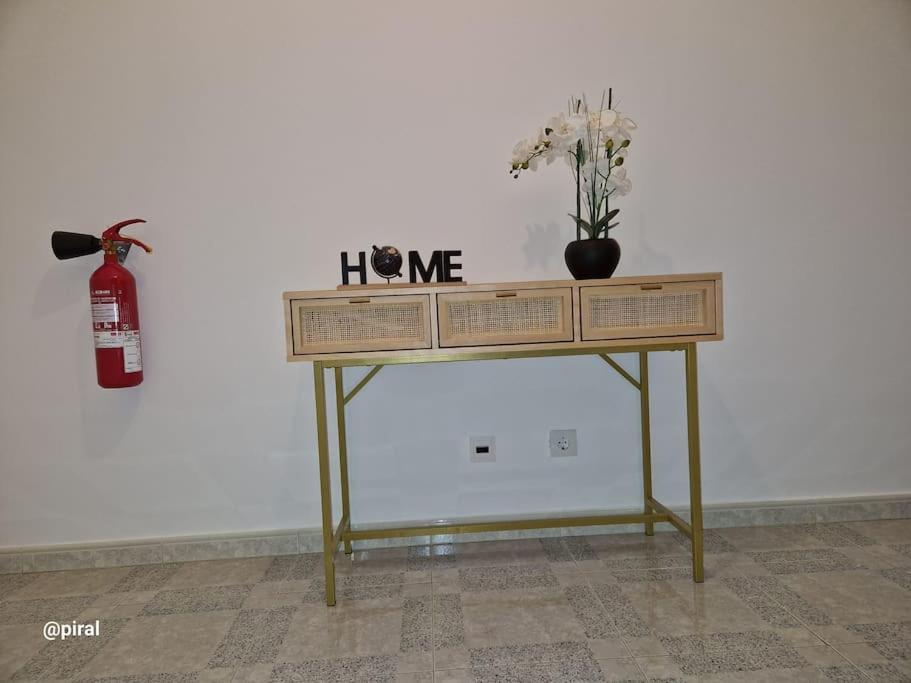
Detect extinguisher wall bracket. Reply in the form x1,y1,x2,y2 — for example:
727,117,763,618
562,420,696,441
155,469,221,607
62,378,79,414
101,219,152,263
113,241,133,264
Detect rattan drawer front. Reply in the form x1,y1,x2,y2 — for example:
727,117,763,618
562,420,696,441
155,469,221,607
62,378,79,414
581,281,716,341
438,288,573,347
290,295,431,355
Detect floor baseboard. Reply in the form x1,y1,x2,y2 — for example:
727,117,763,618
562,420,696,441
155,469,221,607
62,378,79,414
1,494,908,574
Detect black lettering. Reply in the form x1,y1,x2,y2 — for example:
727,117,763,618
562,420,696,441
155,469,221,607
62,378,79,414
442,250,463,282
408,250,444,282
340,251,367,285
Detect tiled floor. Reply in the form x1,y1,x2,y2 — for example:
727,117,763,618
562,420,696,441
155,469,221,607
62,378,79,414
1,520,910,682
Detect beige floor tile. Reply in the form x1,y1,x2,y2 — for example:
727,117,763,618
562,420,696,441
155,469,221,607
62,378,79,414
623,635,668,657
6,567,131,600
403,582,433,598
634,654,686,679
861,544,911,568
795,644,856,667
334,546,404,564
430,579,461,597
459,589,586,649
835,545,903,570
247,579,311,597
576,569,622,586
198,669,237,682
334,546,430,584
833,641,892,664
0,624,47,679
573,559,610,572
399,651,434,673
78,601,147,619
113,589,161,605
714,525,825,551
586,636,629,659
806,624,871,646
584,531,689,558
843,519,911,545
433,647,470,670
833,641,911,678
447,540,550,568
703,552,768,579
619,579,821,650
318,552,430,587
397,672,433,683
703,559,773,580
431,564,562,595
276,602,406,661
621,580,766,633
242,591,307,610
781,569,911,624
76,610,237,677
230,662,273,682
163,558,272,588
432,668,473,682
594,657,644,681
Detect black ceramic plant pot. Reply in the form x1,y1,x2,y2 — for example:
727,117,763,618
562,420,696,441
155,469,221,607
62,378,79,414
564,238,621,280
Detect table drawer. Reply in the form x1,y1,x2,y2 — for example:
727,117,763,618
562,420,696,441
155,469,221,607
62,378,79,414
581,280,716,340
290,294,432,355
438,287,573,347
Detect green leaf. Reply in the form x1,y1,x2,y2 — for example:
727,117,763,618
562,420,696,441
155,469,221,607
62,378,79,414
567,214,591,231
592,208,620,231
569,214,596,238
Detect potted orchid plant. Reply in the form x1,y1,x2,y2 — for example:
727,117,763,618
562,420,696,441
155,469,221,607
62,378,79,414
510,90,636,279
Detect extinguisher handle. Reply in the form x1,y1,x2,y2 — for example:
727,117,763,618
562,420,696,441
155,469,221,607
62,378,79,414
102,218,153,253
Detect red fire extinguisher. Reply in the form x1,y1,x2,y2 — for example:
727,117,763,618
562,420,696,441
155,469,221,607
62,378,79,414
52,219,153,388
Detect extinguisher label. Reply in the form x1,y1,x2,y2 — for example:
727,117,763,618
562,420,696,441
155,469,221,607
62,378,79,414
91,298,120,325
94,330,125,348
91,295,120,350
122,331,142,373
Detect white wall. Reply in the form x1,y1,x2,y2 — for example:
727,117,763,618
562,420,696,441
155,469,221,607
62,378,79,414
1,0,910,548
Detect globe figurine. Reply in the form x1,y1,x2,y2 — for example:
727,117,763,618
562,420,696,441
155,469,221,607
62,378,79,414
371,245,403,283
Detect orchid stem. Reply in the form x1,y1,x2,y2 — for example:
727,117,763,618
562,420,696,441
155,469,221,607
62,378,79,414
575,143,582,240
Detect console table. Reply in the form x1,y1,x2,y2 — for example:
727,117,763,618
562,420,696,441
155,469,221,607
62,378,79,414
283,273,723,605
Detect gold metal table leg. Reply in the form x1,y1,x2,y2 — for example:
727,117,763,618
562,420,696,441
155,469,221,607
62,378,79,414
639,352,654,537
685,343,705,582
334,368,353,555
314,346,708,600
314,362,337,605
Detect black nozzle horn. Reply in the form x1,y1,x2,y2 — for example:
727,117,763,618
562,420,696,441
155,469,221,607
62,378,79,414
52,231,102,260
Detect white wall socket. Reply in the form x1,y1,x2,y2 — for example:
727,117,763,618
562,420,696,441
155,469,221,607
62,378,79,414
549,429,577,457
469,435,496,463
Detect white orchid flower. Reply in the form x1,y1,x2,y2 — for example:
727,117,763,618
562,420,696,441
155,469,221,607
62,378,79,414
607,166,632,195
510,91,634,236
591,109,619,128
